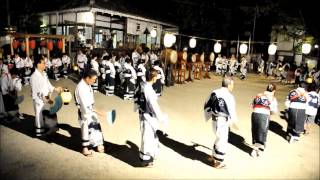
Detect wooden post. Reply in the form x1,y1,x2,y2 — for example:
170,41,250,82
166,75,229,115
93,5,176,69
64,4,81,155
26,36,30,57
10,36,14,55
62,38,65,53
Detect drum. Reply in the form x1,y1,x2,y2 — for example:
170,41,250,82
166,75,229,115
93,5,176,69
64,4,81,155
209,52,215,62
178,51,187,61
160,49,178,64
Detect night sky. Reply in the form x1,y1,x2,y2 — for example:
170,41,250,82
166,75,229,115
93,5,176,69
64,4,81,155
1,0,318,41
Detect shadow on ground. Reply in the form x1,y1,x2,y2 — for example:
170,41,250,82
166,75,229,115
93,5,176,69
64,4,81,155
269,120,288,140
0,114,142,167
228,131,253,155
157,130,213,167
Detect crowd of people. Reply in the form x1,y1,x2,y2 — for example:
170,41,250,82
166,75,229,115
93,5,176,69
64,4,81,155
0,48,319,169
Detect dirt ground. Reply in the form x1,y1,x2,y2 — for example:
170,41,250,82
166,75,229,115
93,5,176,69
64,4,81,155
1,73,319,179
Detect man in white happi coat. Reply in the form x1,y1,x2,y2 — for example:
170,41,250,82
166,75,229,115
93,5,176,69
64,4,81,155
204,76,238,169
23,56,33,85
134,69,168,167
75,69,105,156
31,57,62,137
77,50,88,76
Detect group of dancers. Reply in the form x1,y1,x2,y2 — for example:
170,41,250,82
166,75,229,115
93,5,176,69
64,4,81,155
1,49,319,169
75,49,165,99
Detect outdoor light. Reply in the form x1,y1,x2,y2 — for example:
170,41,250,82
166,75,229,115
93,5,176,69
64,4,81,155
214,42,221,53
150,29,157,38
314,44,319,49
268,43,277,55
302,43,311,54
164,33,173,48
240,43,248,54
189,38,196,48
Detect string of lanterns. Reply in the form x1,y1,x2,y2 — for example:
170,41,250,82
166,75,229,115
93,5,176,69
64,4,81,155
11,39,64,51
163,32,313,56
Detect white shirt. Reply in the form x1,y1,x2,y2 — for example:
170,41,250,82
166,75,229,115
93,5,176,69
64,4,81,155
90,58,99,73
52,58,62,67
123,63,137,83
113,61,122,73
150,53,158,65
75,79,94,118
62,56,71,65
142,81,165,121
306,91,320,116
77,54,87,69
132,51,140,68
14,57,24,69
44,58,52,68
1,74,22,95
24,57,33,68
153,65,165,84
208,87,237,122
105,61,116,78
30,69,54,102
137,63,146,82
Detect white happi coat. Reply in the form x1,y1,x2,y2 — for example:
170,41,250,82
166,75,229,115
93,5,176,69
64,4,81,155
137,81,166,161
31,69,55,135
77,54,87,69
75,79,103,147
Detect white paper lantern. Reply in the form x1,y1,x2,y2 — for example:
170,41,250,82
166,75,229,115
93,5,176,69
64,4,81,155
171,34,176,44
214,42,221,53
268,44,277,55
302,43,311,54
150,29,157,38
240,43,248,54
314,44,319,49
164,33,173,48
189,38,196,48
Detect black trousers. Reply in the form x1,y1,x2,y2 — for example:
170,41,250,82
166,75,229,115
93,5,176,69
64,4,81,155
2,94,19,112
287,108,306,137
251,112,269,146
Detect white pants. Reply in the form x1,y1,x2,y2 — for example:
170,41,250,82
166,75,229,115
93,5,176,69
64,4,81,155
78,111,104,147
139,113,159,162
212,116,229,162
33,100,45,136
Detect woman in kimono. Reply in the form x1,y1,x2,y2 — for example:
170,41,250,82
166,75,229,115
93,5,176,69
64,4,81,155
251,84,278,157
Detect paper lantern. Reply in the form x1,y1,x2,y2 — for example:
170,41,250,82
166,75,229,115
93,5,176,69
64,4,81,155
164,33,173,48
268,44,277,55
73,65,78,72
61,88,72,105
47,41,53,51
214,42,221,53
29,40,36,49
189,38,196,48
57,40,63,49
171,34,176,44
13,40,20,49
302,43,311,54
306,77,313,84
150,29,157,38
240,43,248,54
21,41,26,51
